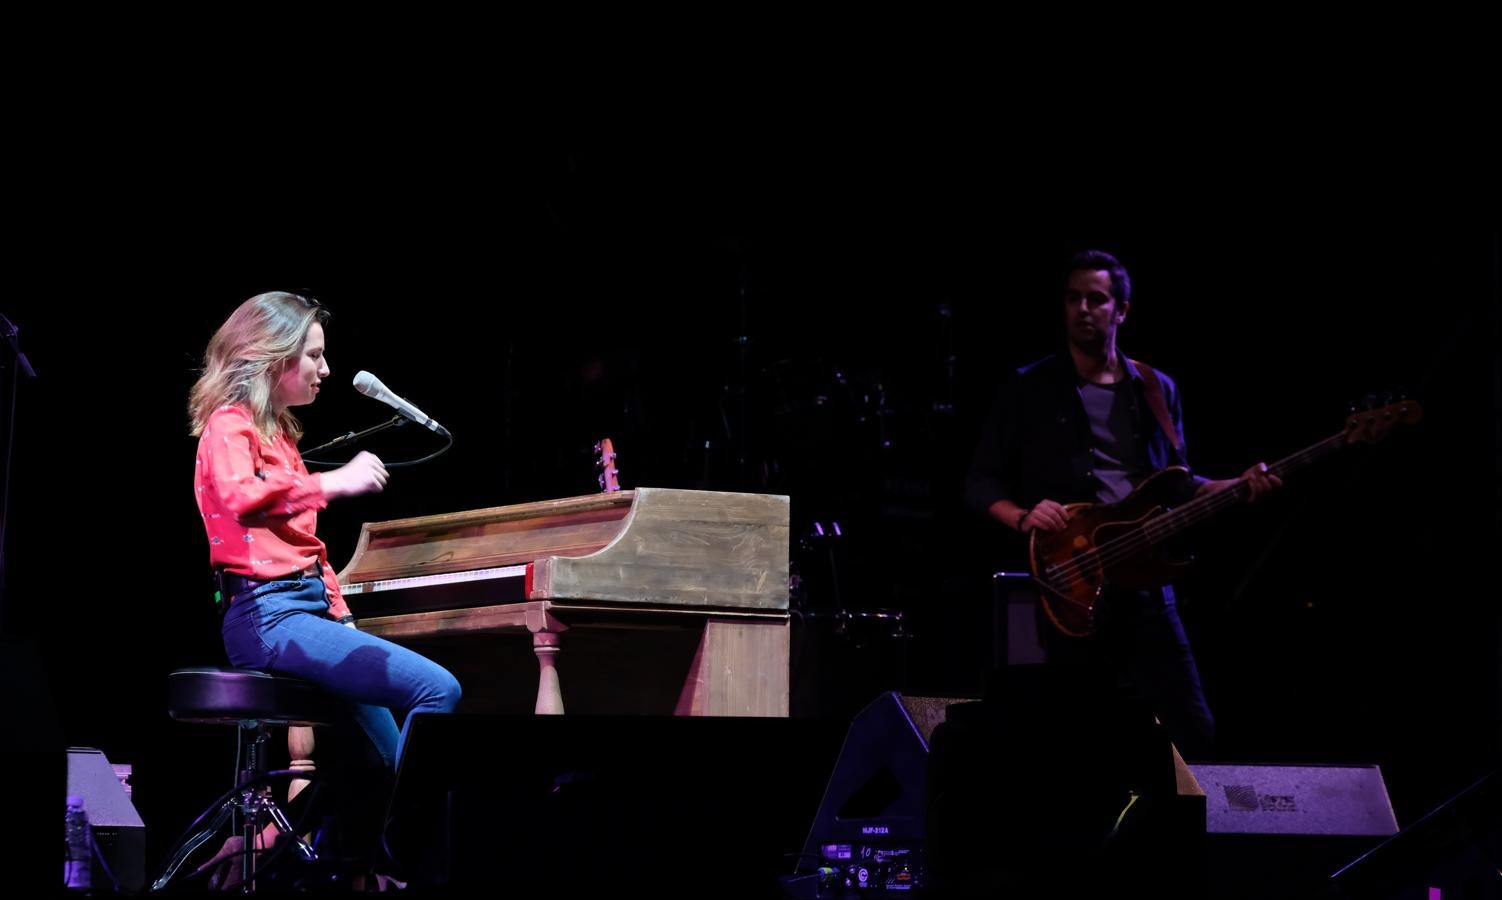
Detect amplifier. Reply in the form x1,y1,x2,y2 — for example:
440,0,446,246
67,747,145,894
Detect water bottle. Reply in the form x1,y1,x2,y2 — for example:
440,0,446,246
64,794,92,890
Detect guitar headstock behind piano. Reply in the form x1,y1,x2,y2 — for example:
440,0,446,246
595,438,621,492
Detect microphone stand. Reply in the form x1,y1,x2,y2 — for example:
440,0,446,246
0,311,36,630
302,415,406,457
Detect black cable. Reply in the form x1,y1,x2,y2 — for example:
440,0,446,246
303,419,454,469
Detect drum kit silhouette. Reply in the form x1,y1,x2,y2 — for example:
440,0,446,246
764,359,922,707
603,351,943,713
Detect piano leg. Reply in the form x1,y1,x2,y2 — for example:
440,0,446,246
674,617,790,716
532,630,565,714
288,725,316,807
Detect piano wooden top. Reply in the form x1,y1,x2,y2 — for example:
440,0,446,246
337,487,790,612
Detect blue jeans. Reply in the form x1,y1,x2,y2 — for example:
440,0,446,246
221,577,461,769
1039,585,1215,759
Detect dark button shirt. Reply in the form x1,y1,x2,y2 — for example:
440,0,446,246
965,349,1203,517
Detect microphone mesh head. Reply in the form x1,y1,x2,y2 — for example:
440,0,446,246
352,370,382,397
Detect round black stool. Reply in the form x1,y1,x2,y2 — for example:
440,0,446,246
152,667,335,892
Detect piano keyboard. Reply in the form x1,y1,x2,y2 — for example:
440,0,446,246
343,565,529,618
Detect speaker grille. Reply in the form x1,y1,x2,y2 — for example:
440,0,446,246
897,694,977,746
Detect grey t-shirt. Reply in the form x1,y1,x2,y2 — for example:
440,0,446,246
1077,380,1150,504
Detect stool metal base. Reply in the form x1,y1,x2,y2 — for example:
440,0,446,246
151,723,318,892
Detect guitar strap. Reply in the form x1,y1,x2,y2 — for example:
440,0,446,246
1128,358,1183,453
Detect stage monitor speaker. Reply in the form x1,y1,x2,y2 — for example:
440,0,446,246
67,746,145,895
1187,763,1401,900
386,712,846,897
1188,763,1398,836
798,692,975,893
1327,767,1501,900
799,694,973,865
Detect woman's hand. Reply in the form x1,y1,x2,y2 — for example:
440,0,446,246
322,451,389,499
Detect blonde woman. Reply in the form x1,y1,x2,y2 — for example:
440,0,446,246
190,291,460,777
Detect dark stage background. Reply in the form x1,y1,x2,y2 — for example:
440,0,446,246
2,144,1497,882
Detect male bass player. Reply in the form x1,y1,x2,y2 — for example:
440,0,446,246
964,249,1280,759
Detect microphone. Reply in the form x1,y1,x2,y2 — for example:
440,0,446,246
352,370,450,437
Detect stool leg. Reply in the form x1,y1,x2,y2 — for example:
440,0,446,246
240,723,268,888
263,800,317,859
237,724,319,887
150,799,237,891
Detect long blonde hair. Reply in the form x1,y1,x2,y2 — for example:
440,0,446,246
189,292,328,441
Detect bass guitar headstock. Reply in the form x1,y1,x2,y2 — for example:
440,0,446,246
1344,395,1423,445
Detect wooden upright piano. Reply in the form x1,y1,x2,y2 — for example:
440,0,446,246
338,487,791,717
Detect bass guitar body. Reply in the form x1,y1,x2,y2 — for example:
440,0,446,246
1029,467,1195,637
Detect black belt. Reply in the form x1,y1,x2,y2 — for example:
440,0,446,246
219,561,323,602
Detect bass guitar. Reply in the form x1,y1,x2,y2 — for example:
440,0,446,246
1030,399,1422,637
